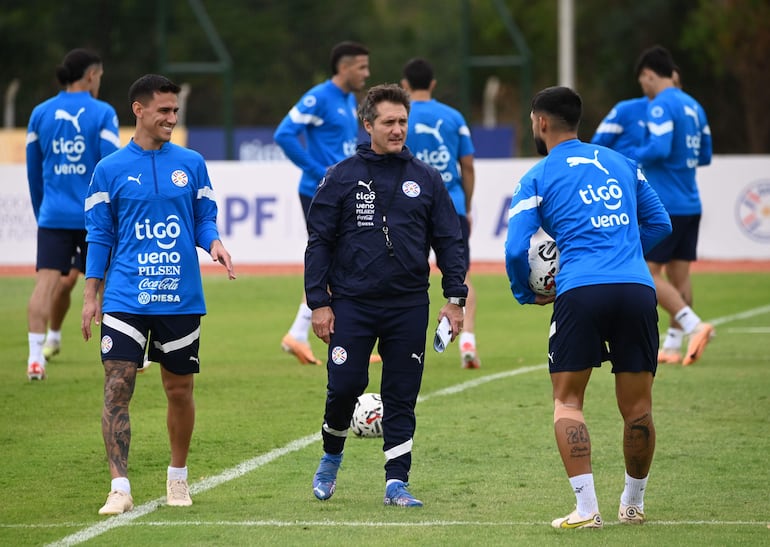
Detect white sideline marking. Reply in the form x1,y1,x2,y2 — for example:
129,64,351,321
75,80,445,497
45,303,770,545
710,304,770,326
725,327,770,334
12,518,767,530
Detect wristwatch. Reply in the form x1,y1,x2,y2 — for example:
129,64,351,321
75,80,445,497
447,296,466,307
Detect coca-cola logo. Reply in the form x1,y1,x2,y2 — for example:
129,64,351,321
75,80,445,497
138,277,180,290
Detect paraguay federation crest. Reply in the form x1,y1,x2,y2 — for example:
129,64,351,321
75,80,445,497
331,346,348,365
171,169,189,187
402,180,420,198
735,180,770,242
101,335,113,354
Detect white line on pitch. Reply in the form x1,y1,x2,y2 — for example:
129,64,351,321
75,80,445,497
725,327,770,333
15,518,767,530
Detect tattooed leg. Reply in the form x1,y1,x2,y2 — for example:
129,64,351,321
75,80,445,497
622,414,655,478
615,371,655,478
102,359,138,479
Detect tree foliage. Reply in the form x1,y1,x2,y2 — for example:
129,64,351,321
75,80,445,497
681,0,770,153
1,0,766,153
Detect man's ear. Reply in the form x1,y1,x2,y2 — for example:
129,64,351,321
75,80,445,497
131,101,143,118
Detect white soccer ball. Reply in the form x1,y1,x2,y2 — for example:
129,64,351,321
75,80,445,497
528,239,560,296
350,393,383,438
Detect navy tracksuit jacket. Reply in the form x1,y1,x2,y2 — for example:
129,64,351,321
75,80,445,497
305,143,467,482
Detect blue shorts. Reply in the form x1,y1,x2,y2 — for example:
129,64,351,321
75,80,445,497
458,215,471,272
36,227,87,274
645,214,700,263
99,312,201,375
549,284,659,375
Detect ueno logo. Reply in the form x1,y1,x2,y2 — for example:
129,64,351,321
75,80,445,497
135,215,181,250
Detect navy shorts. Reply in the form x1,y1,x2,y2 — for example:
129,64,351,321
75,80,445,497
645,214,700,263
99,312,201,375
36,227,87,274
458,215,471,272
300,193,313,231
548,284,659,375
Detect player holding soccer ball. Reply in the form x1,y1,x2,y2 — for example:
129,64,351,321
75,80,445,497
505,86,671,528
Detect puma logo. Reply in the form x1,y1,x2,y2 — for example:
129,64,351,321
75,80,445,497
414,120,444,143
127,174,142,185
566,149,609,175
411,352,424,364
357,180,373,191
684,105,700,128
189,356,200,364
54,107,86,133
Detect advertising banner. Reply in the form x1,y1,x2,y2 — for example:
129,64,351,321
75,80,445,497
1,157,768,268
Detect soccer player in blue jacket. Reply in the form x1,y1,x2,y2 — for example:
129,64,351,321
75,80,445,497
590,96,648,158
82,74,235,516
401,57,481,369
25,48,120,380
305,84,467,507
505,86,671,528
631,46,714,366
274,41,370,365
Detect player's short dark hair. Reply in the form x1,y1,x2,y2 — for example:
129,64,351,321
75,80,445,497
358,84,410,124
128,74,181,106
531,86,582,131
635,45,675,78
56,48,102,86
330,41,369,75
402,57,434,90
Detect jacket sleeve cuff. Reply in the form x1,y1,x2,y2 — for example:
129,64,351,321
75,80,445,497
85,241,111,279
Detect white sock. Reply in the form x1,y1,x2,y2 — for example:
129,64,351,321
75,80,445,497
674,306,701,334
288,303,313,341
168,466,188,481
459,332,476,348
620,472,647,509
45,329,62,344
111,477,131,495
28,332,45,365
662,328,684,350
569,473,599,516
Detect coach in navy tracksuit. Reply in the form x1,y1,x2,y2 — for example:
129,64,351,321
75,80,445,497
305,84,467,507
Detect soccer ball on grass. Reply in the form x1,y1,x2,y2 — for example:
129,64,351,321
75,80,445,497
350,393,383,438
528,239,560,296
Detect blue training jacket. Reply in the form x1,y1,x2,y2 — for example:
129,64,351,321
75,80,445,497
505,139,672,305
26,90,120,228
305,143,467,310
590,96,648,159
405,99,475,216
630,87,712,215
85,140,221,315
273,80,359,198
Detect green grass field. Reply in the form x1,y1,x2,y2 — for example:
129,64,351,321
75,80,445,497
1,272,769,546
